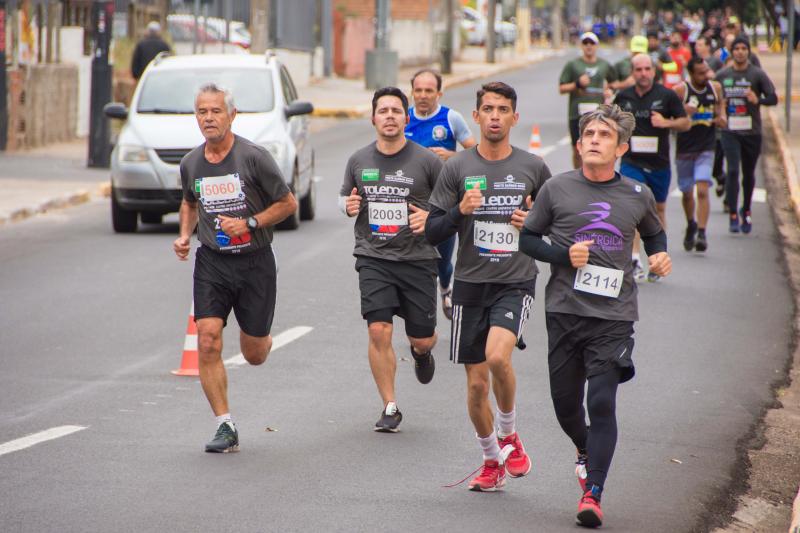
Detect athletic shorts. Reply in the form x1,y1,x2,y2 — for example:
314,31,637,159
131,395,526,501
546,312,635,384
450,281,534,365
355,255,437,339
676,151,714,193
569,118,581,146
193,245,277,337
620,162,671,203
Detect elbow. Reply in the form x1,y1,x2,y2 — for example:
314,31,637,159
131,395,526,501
285,193,299,215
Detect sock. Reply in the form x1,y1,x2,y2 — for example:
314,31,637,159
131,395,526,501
698,228,706,236
477,431,501,461
496,408,516,437
384,402,398,415
216,413,232,427
631,253,639,262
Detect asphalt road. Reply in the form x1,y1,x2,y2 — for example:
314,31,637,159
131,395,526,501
0,53,792,532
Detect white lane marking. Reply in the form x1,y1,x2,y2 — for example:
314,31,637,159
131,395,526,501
224,326,313,367
557,135,572,146
0,425,87,457
669,187,766,203
530,136,572,157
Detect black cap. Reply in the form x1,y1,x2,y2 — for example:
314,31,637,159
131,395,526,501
731,36,751,53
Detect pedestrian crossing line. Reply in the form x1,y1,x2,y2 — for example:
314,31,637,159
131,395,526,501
0,425,87,458
224,326,313,367
535,136,572,157
670,187,767,203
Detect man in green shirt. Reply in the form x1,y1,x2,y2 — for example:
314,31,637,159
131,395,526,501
559,32,617,169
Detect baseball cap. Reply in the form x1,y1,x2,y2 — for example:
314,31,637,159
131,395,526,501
630,35,648,54
147,21,161,33
580,32,600,44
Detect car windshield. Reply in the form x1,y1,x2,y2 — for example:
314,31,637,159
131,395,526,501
137,68,274,114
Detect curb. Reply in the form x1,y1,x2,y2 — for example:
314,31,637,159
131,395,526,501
0,182,111,226
767,107,800,224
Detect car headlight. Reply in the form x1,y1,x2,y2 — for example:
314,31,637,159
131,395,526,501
119,145,149,163
260,142,286,165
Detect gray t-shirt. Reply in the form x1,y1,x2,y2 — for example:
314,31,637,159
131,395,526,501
180,135,290,254
429,146,552,283
716,63,776,136
340,141,442,262
523,170,663,321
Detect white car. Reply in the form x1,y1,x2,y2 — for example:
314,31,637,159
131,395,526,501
104,52,315,232
461,6,517,46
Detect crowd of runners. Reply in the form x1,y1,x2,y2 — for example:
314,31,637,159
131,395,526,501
169,7,777,530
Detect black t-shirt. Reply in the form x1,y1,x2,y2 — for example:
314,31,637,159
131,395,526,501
614,84,687,169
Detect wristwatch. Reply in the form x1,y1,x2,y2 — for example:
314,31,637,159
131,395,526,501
246,216,258,230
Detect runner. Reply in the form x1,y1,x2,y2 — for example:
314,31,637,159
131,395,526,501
716,36,777,233
645,30,678,83
613,54,688,281
405,68,477,320
664,32,691,89
519,104,672,527
340,87,442,432
611,35,648,91
674,57,725,252
425,81,552,491
173,83,298,453
559,31,617,168
695,35,728,202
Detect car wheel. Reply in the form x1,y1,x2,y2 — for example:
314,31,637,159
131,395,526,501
140,212,163,224
300,177,316,221
276,166,301,230
112,188,138,233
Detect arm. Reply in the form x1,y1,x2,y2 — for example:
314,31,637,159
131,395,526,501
519,228,571,265
425,204,463,245
218,191,298,237
642,230,671,276
173,200,199,261
757,71,778,106
712,81,727,128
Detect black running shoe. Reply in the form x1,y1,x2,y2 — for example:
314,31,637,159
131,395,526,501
695,231,707,252
205,421,239,453
715,181,725,198
411,346,435,384
683,220,697,251
374,404,402,433
740,208,752,234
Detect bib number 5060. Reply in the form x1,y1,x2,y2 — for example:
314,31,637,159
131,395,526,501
473,221,519,252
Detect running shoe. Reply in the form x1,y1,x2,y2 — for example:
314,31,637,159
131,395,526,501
695,231,708,252
374,403,402,433
497,432,532,478
576,487,604,528
729,213,740,233
411,346,435,385
468,459,507,491
440,287,453,320
575,451,588,493
683,220,697,251
715,181,725,198
205,421,239,453
632,259,645,281
647,272,660,283
740,208,752,234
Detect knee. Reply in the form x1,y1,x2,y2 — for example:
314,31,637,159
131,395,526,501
587,393,615,419
467,376,490,403
197,330,222,359
243,336,271,366
551,394,582,421
368,322,393,347
486,351,512,376
696,187,709,201
410,335,436,354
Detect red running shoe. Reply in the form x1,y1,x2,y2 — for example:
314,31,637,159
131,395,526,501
575,451,588,492
497,432,532,478
468,460,506,491
576,490,603,528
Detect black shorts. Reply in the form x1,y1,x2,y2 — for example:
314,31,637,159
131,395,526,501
193,245,277,337
355,256,437,338
450,281,535,364
569,118,581,146
545,312,635,384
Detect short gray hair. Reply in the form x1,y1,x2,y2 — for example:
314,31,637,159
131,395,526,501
195,83,236,114
578,104,635,145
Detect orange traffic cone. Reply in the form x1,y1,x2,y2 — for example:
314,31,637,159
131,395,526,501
172,302,199,376
528,125,542,156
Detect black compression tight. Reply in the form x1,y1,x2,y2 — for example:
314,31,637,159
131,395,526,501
721,132,762,213
551,367,621,491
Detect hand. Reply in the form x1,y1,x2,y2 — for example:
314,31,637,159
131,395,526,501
603,87,614,103
578,73,591,89
684,103,698,116
408,203,429,235
510,195,533,230
173,236,191,261
745,89,759,105
346,187,362,217
459,182,483,215
569,239,594,268
714,115,728,129
218,215,247,238
429,147,457,161
651,111,669,128
648,252,672,277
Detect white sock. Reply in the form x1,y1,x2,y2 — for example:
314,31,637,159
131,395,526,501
631,253,639,262
496,408,516,438
216,413,233,427
477,431,501,461
385,402,398,415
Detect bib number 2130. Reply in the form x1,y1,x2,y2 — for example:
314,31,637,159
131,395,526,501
473,221,518,252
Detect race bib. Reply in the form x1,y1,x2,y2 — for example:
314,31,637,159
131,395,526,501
473,221,519,252
368,201,408,226
199,174,243,203
729,116,752,131
630,136,659,154
573,264,623,298
578,102,600,116
664,73,682,86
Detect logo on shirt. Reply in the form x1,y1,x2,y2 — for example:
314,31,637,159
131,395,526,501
585,67,598,78
651,100,663,109
575,202,624,252
385,169,414,185
432,125,447,141
493,174,526,190
465,176,487,191
361,169,380,182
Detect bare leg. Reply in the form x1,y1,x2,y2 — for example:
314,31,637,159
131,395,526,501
485,326,518,414
465,363,493,437
696,182,710,230
240,332,272,366
197,317,228,416
368,322,396,406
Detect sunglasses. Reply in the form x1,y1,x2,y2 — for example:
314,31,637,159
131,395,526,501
582,40,597,45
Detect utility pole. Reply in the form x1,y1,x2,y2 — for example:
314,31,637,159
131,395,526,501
487,0,496,64
787,0,795,132
551,0,562,48
250,0,270,54
365,0,398,89
192,0,199,54
88,0,114,168
441,0,454,74
0,0,7,151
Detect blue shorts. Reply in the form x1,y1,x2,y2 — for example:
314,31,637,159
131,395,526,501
620,162,671,203
676,151,714,193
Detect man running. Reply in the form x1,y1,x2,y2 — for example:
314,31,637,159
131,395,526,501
612,35,648,91
340,87,441,432
426,82,552,491
174,83,298,453
664,32,691,89
559,31,617,168
674,57,725,252
716,36,777,234
519,104,672,527
405,68,476,320
613,54,688,281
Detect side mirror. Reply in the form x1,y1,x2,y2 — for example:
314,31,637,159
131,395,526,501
285,101,314,119
104,102,129,120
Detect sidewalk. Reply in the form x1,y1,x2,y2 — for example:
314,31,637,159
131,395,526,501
0,45,561,226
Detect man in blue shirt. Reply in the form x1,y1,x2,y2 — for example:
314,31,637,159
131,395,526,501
405,69,476,319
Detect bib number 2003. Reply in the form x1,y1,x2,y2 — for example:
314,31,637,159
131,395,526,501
573,264,623,298
368,202,407,226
